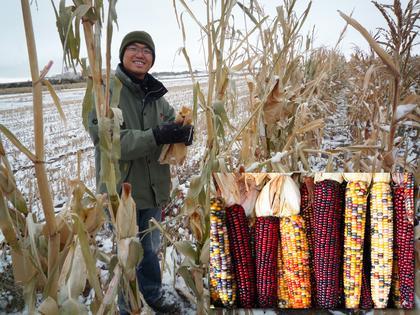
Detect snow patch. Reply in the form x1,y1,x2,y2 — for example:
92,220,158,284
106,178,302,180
396,103,417,120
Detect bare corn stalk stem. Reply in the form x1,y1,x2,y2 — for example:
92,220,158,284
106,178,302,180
20,0,59,300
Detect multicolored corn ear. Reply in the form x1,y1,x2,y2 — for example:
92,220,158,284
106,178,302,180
277,236,289,308
370,173,393,308
313,173,344,309
360,193,373,309
392,173,415,309
342,173,371,308
300,177,316,306
225,204,256,308
210,198,236,307
254,216,279,308
280,215,312,308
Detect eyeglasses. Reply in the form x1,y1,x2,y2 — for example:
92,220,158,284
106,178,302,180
126,45,153,56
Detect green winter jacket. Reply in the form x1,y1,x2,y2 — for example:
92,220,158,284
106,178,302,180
88,65,175,209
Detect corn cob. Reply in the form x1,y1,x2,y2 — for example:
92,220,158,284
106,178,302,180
225,204,256,308
313,173,344,309
255,216,279,308
392,173,415,309
277,235,289,308
280,215,312,308
210,198,236,307
300,177,316,306
342,174,371,308
360,193,373,309
370,173,393,308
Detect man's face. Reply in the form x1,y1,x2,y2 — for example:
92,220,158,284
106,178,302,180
122,42,154,79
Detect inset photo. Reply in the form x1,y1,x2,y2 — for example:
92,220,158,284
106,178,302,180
209,173,417,311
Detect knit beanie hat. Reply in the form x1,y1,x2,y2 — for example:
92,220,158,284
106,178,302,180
119,31,155,65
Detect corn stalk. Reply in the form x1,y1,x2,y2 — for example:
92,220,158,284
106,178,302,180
51,0,120,216
339,0,419,171
20,0,60,300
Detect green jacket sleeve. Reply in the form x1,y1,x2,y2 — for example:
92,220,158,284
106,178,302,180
119,128,158,160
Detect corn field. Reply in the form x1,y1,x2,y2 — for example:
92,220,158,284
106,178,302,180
0,0,419,314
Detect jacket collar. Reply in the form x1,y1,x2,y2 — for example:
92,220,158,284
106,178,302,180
115,64,168,102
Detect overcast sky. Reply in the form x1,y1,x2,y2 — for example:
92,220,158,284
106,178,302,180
0,0,417,82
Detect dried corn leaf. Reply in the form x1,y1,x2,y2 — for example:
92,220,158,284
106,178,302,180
0,124,37,162
0,190,20,251
11,248,36,284
0,165,28,215
338,11,400,78
263,79,292,128
43,79,67,126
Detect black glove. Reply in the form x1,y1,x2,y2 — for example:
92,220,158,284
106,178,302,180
153,123,193,145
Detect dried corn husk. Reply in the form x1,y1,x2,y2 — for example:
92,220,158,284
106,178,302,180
38,296,58,315
373,173,391,183
117,237,142,281
237,173,261,217
159,106,192,165
67,242,87,299
116,183,142,281
213,173,241,207
116,183,138,239
42,208,73,250
60,298,89,315
58,244,75,290
255,174,284,217
252,173,269,189
314,173,344,184
278,176,301,217
343,173,372,185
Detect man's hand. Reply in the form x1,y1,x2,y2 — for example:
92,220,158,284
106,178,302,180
153,123,194,145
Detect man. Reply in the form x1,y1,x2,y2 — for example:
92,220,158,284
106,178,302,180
88,31,193,313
